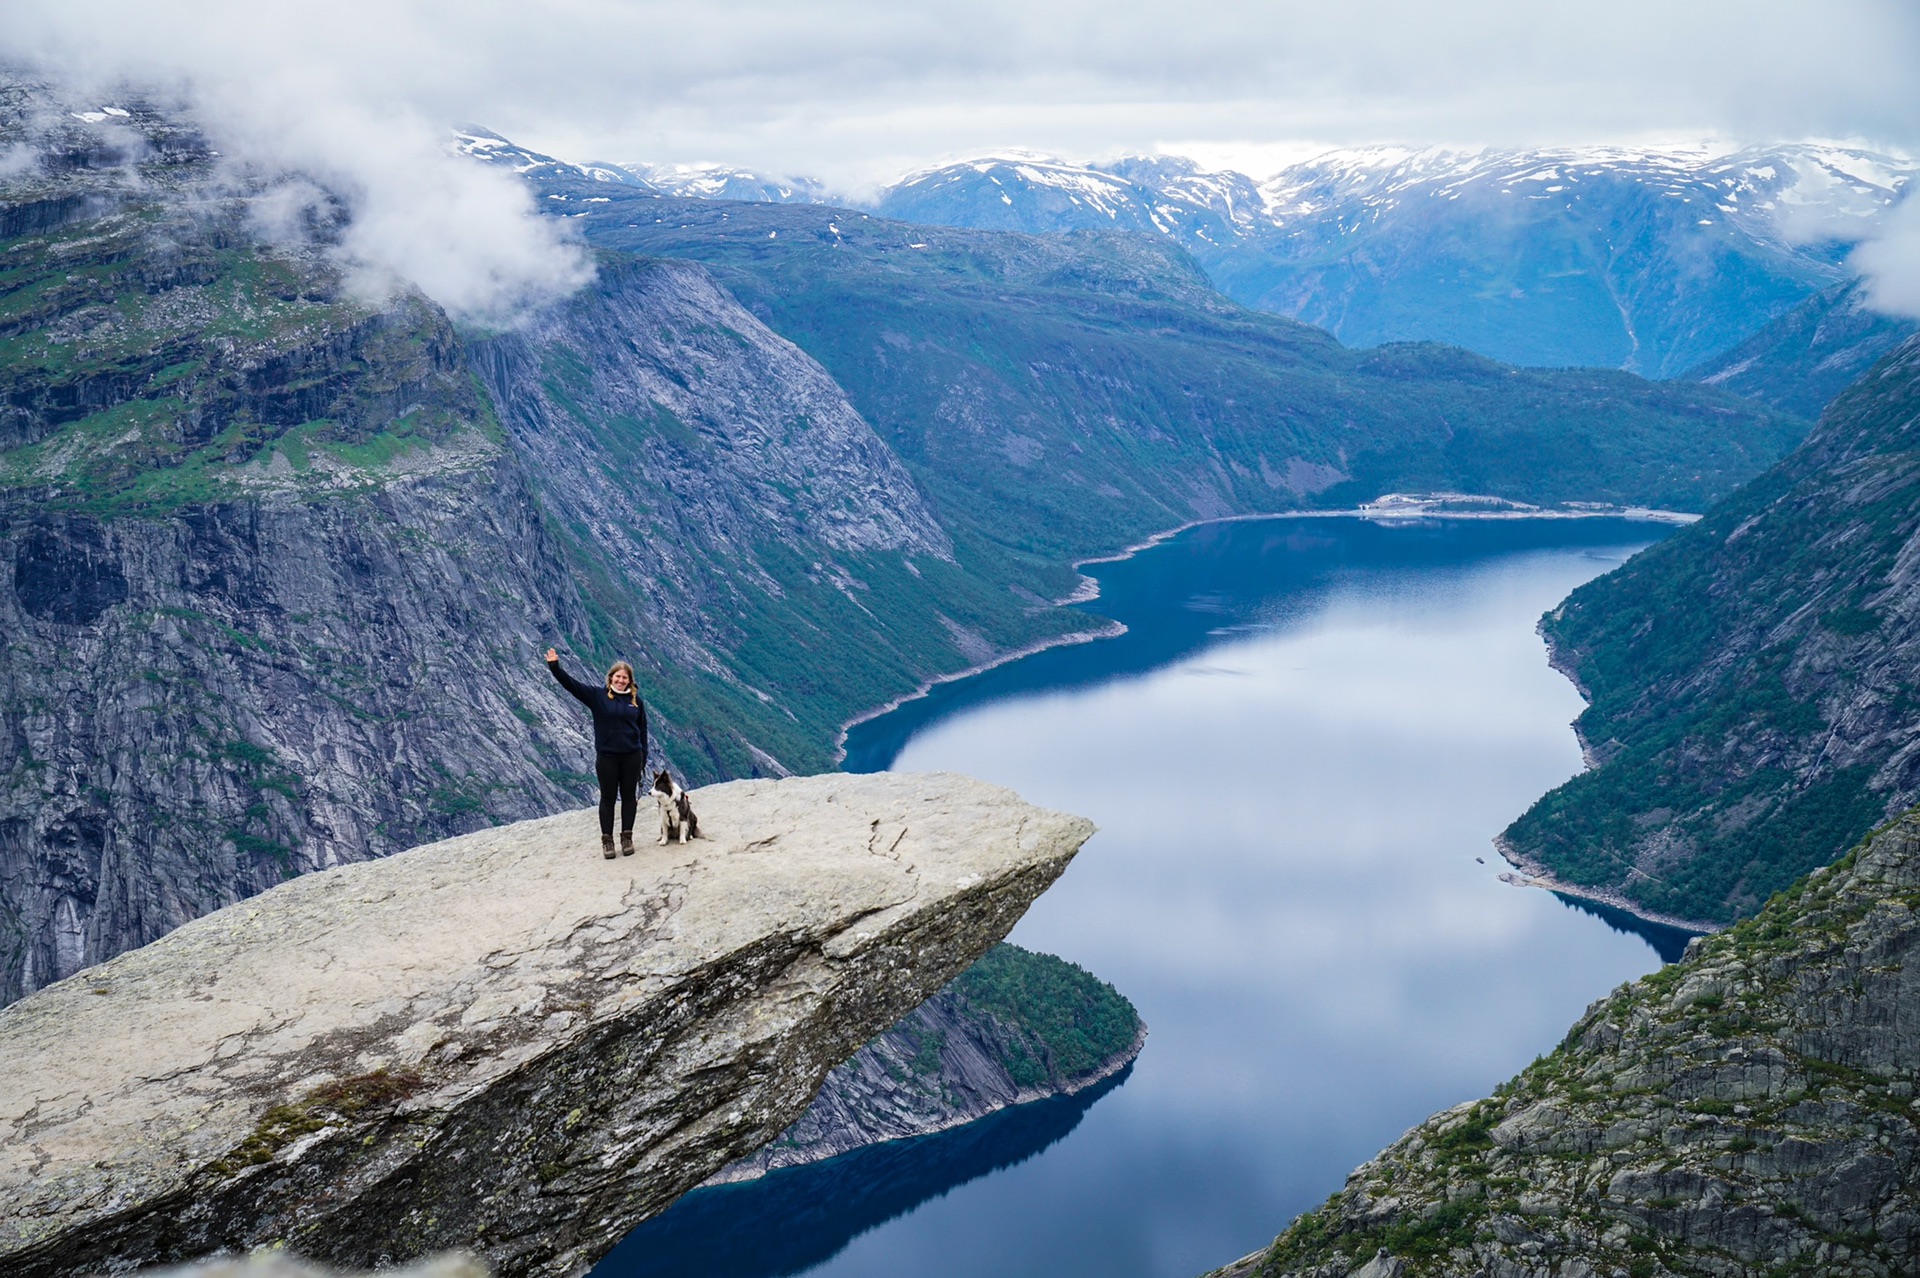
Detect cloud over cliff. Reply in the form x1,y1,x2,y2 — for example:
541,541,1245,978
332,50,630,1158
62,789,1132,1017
3,3,595,324
1854,198,1920,319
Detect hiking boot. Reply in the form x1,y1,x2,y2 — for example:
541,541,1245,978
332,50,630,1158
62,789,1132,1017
620,831,636,856
601,835,617,859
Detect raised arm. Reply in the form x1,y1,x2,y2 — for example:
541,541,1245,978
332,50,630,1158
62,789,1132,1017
545,648,597,706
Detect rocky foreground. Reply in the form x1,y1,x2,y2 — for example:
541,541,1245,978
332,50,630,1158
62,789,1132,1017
0,772,1092,1278
1215,811,1920,1278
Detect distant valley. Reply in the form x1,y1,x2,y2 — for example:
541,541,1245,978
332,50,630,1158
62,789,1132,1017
538,137,1916,389
5,61,1920,1278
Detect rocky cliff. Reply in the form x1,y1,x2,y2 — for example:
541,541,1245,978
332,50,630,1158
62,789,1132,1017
0,87,610,1002
710,941,1144,1182
1216,808,1920,1278
1503,334,1920,925
0,771,1093,1278
0,85,1089,1006
466,257,1090,779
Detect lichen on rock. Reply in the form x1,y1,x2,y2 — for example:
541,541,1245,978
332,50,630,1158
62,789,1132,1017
0,771,1093,1278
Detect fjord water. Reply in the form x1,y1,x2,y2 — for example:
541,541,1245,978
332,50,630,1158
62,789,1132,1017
600,516,1690,1278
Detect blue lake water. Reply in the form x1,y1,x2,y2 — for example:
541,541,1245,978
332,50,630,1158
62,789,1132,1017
599,516,1693,1278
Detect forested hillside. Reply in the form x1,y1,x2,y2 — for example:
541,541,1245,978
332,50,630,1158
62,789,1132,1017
1504,335,1920,925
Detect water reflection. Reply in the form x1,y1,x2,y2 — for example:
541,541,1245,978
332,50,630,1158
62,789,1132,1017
1553,893,1698,963
600,516,1687,1278
597,1069,1130,1278
844,518,1671,774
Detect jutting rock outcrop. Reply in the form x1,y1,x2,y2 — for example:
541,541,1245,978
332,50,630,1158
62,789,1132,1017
0,771,1093,1278
1214,809,1920,1278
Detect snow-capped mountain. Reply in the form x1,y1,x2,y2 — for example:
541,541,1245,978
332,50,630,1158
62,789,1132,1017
629,163,828,204
873,151,1267,248
452,127,656,190
865,143,1914,377
448,124,1913,387
1255,143,1909,236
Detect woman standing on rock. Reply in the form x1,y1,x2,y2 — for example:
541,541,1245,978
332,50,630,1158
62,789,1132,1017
546,647,648,859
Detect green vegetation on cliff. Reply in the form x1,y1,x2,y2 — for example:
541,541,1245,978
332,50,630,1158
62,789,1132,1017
952,943,1141,1084
0,199,488,514
1226,810,1920,1278
1503,335,1920,925
717,940,1143,1182
557,190,1809,572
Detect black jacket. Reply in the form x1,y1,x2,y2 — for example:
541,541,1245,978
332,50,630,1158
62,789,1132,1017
549,659,648,757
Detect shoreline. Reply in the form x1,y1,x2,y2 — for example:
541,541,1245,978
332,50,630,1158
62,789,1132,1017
1058,499,1697,607
831,621,1126,763
1493,834,1722,935
836,500,1697,767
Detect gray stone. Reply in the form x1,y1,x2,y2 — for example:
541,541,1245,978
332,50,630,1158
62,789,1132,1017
0,771,1093,1278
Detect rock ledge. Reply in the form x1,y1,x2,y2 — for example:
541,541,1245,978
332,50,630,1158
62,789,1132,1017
0,772,1092,1278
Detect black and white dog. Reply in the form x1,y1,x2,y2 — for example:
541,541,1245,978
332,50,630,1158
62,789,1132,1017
652,771,701,845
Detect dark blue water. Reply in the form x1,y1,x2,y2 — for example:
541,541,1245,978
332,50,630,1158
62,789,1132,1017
600,516,1692,1278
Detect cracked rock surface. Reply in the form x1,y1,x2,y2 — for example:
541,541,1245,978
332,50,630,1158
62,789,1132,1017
0,771,1092,1278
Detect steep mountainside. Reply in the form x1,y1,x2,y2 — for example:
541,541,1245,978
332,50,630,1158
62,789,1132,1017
1502,336,1920,926
1216,808,1920,1278
468,256,1078,778
1688,278,1920,420
0,95,601,1002
713,942,1143,1182
0,90,1086,1005
855,145,1912,376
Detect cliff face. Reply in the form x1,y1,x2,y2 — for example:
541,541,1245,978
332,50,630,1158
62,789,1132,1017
710,941,1144,1182
0,88,1088,1006
0,771,1094,1278
469,259,1088,778
1223,809,1920,1278
1503,335,1920,925
0,93,611,1002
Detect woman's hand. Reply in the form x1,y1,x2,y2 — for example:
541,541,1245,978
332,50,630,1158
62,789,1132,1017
545,647,559,664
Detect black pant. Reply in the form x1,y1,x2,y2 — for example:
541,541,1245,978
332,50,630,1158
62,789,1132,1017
596,750,646,837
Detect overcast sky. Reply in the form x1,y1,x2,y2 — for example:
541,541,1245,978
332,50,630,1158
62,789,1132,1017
7,0,1916,316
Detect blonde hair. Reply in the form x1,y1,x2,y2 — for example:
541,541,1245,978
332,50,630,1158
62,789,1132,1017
605,661,638,705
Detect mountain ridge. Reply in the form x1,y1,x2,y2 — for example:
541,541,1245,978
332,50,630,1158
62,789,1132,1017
568,136,1912,380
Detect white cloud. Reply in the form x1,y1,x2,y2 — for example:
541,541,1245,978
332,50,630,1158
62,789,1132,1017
3,0,1916,313
1852,197,1920,319
3,5,594,323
